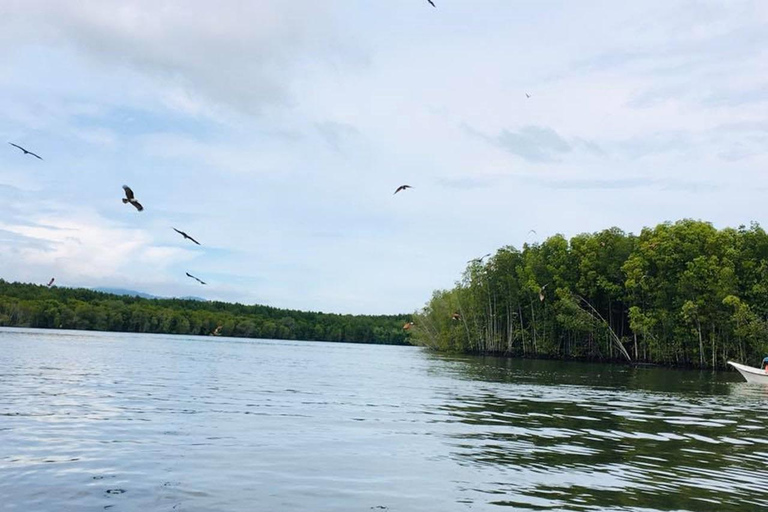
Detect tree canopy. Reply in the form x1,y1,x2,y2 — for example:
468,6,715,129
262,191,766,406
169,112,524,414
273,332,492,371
411,220,768,368
0,280,411,345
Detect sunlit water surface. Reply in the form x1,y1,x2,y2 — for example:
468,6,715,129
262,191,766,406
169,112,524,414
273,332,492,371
1,328,766,511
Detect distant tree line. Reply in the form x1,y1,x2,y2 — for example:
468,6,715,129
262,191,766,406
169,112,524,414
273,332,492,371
411,220,768,368
0,280,411,345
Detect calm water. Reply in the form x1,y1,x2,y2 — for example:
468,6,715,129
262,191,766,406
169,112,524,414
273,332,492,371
1,328,766,512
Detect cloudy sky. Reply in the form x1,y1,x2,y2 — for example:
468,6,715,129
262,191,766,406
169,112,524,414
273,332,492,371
1,1,766,314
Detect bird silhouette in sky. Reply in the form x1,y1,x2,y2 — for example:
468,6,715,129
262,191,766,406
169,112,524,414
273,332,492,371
427,0,436,7
528,229,537,235
186,272,206,285
468,253,491,264
8,142,43,160
173,228,201,245
525,93,532,99
122,185,144,211
394,185,412,195
46,278,55,287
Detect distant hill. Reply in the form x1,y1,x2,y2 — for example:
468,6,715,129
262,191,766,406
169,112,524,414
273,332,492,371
93,287,157,299
93,288,207,302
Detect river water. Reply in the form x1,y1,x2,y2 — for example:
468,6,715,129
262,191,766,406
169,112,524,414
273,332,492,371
0,328,766,511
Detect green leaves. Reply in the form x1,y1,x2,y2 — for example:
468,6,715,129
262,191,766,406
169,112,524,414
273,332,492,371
0,279,411,345
412,220,768,368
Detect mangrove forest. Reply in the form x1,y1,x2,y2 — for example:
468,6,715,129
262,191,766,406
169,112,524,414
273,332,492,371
0,280,410,345
411,219,768,369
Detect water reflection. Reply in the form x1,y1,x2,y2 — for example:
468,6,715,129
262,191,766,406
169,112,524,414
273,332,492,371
1,328,767,512
430,354,768,510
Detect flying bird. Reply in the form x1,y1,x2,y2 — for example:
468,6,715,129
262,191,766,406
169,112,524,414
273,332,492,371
173,228,201,245
528,229,537,236
46,278,55,287
122,185,144,211
468,253,491,264
186,272,206,285
451,312,461,321
8,143,43,160
394,185,412,195
525,93,532,99
211,325,222,336
427,0,436,6
403,322,415,330
539,284,549,302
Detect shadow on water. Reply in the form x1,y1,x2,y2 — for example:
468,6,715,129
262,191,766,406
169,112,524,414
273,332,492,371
424,354,768,511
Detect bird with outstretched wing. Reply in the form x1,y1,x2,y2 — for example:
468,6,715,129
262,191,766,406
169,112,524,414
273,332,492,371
122,185,144,211
468,253,491,264
173,228,201,245
186,272,206,285
9,143,43,160
394,185,412,195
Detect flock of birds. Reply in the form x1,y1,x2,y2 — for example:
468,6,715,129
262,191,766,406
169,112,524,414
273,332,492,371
8,142,215,288
8,0,538,332
7,141,418,292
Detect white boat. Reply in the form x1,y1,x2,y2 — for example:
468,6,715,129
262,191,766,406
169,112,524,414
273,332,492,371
727,361,768,384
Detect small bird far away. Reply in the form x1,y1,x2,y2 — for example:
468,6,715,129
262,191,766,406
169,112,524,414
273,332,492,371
525,93,532,99
186,272,207,285
8,142,43,160
539,284,548,302
427,0,436,7
46,278,55,287
211,325,222,336
394,185,412,195
122,185,144,211
468,253,491,264
403,321,415,330
451,312,461,321
528,229,537,235
173,228,201,245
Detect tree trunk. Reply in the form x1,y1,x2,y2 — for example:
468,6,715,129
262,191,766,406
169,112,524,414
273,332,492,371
697,319,704,368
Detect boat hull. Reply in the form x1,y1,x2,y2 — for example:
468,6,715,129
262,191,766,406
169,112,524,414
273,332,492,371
727,361,768,384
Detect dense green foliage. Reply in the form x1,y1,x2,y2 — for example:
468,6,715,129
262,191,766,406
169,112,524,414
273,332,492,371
0,280,410,345
412,220,768,368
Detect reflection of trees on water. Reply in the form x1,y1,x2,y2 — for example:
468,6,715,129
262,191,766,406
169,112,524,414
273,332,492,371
430,357,768,511
428,353,738,395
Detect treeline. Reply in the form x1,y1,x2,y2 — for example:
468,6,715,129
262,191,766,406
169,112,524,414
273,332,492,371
411,220,768,368
0,280,410,345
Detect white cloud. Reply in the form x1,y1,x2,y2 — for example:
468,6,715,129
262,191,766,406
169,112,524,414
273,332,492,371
0,203,196,287
0,0,340,117
0,1,767,314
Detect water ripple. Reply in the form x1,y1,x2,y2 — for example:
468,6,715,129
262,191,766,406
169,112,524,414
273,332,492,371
1,328,767,511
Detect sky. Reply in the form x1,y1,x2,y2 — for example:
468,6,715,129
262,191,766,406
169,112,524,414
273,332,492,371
0,0,767,315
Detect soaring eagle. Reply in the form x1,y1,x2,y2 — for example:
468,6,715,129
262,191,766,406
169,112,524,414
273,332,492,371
186,272,206,285
468,253,491,264
173,228,201,245
122,185,144,211
9,142,43,160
